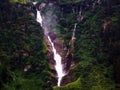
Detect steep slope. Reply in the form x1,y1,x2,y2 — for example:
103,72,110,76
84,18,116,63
54,0,120,90
0,0,53,90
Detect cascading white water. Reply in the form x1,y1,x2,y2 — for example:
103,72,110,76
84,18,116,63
36,8,65,86
36,10,43,27
48,36,65,86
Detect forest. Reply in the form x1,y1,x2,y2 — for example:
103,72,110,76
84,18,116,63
0,0,120,90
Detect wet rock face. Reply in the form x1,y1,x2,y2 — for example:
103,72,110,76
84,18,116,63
44,35,55,65
48,32,57,41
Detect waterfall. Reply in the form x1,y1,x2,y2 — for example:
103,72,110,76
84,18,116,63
36,6,65,86
48,36,65,86
36,10,42,27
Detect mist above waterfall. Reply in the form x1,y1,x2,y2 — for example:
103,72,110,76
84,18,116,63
36,1,60,35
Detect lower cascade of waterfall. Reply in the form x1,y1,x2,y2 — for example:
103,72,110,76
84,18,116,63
48,36,65,86
36,5,65,86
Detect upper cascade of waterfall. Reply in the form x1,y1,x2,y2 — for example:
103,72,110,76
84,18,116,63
35,1,60,35
36,10,42,26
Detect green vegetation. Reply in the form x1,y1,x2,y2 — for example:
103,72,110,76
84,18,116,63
10,0,27,4
55,0,120,90
54,78,81,90
0,0,52,90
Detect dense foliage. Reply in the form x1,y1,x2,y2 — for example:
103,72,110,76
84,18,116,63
10,0,27,4
55,0,120,90
0,0,52,90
